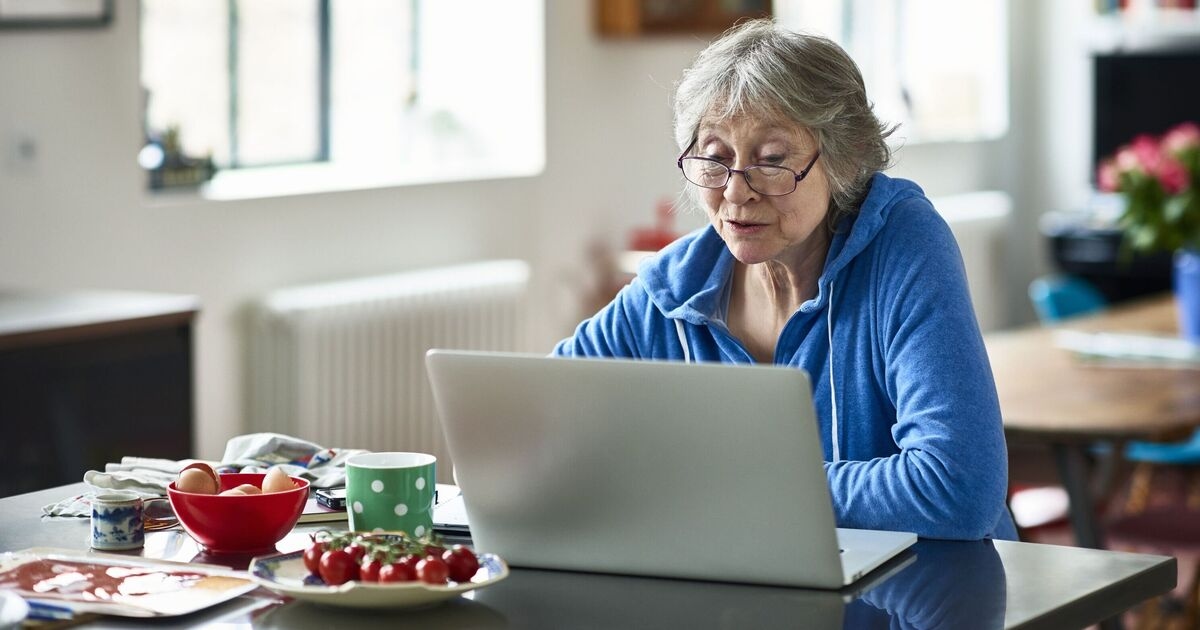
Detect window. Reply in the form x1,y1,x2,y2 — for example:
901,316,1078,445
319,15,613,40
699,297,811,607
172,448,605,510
775,0,1008,144
140,0,544,198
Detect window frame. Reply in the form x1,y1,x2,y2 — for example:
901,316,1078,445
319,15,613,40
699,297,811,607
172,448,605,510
139,0,546,202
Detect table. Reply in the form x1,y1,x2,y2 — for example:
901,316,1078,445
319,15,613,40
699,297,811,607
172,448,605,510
986,295,1200,549
0,289,198,497
0,484,1177,629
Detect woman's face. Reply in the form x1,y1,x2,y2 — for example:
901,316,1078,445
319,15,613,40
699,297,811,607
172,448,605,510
694,114,831,267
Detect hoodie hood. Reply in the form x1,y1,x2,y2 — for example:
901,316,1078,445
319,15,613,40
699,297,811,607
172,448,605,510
639,172,928,323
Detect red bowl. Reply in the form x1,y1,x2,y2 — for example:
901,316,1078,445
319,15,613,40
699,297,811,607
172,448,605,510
167,472,309,555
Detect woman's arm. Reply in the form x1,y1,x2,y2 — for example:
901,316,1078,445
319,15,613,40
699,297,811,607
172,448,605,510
825,203,1011,540
553,280,646,359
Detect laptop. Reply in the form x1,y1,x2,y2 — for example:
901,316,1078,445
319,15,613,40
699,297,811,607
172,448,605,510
425,350,916,589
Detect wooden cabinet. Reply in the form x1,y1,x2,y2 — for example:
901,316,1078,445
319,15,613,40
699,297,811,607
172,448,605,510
596,0,771,37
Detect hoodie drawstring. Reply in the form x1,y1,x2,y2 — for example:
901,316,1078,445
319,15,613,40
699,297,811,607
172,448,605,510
827,280,840,462
674,319,691,363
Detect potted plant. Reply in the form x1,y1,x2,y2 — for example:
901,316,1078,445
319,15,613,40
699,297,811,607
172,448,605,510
1098,121,1200,344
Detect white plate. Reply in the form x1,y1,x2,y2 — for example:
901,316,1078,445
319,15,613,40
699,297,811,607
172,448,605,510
0,548,257,618
0,590,28,630
249,549,508,609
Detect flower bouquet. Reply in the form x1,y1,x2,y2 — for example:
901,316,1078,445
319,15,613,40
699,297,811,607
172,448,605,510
1098,122,1200,252
1097,121,1200,342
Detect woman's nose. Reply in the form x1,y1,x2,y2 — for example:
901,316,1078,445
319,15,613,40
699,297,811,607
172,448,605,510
723,168,758,205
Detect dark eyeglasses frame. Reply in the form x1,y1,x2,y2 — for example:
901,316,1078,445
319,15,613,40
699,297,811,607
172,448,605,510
676,139,821,197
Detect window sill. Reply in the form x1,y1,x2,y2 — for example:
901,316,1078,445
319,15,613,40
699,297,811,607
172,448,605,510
886,127,1007,147
144,159,544,204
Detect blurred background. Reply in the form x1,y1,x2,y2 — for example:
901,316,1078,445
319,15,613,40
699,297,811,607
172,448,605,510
0,0,1190,465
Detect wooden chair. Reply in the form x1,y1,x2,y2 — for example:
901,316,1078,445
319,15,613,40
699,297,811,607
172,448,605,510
1105,464,1200,630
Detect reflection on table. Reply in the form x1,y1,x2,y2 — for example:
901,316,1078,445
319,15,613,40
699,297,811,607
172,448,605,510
248,540,1004,630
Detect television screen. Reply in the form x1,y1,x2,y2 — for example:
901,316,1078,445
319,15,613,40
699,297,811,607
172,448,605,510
1093,48,1200,175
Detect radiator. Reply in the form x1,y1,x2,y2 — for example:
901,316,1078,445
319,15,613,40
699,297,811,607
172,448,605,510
248,260,531,482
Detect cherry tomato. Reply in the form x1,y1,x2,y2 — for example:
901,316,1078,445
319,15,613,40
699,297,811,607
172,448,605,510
302,540,327,575
416,556,450,585
379,556,418,582
344,542,367,564
319,549,358,585
359,557,383,582
441,545,481,582
398,553,421,571
423,544,445,558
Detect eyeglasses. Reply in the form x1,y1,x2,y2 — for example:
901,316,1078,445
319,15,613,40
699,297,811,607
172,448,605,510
676,140,820,197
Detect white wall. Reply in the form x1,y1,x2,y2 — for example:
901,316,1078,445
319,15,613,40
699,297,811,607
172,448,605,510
0,0,1083,459
0,1,535,459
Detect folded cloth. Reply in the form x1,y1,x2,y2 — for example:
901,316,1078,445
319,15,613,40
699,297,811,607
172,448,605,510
42,432,369,518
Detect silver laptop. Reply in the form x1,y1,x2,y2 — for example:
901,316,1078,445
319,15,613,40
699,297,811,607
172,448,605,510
425,350,916,589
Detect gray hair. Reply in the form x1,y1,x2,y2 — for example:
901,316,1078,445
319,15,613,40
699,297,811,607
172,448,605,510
673,19,894,223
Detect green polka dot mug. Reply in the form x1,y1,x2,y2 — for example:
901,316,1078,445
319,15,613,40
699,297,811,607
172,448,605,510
345,452,437,537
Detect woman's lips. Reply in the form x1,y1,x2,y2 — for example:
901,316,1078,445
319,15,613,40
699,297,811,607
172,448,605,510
725,219,766,234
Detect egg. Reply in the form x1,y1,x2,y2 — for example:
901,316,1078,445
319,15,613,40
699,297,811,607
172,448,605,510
261,467,294,494
220,483,262,496
176,468,218,494
179,462,219,490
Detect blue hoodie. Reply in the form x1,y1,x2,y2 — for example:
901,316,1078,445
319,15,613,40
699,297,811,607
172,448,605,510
554,173,1017,541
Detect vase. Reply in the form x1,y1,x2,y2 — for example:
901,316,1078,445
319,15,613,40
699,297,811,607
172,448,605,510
1176,249,1200,344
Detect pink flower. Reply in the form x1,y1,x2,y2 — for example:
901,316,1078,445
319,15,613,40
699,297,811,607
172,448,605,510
1115,145,1143,173
1097,158,1120,192
1155,155,1190,194
1102,122,1197,199
1130,134,1162,171
1163,122,1200,156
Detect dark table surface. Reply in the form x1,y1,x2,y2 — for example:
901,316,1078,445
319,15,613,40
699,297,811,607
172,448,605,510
0,483,1177,629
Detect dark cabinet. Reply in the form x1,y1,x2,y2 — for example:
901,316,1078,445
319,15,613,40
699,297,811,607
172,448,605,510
0,290,198,497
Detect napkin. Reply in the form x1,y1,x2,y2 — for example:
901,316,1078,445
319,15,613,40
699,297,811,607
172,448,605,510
1055,329,1200,369
42,432,368,518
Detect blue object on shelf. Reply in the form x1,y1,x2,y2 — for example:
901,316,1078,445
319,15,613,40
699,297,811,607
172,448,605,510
1175,249,1200,345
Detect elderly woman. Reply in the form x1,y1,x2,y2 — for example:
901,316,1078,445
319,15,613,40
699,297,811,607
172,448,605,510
554,19,1016,541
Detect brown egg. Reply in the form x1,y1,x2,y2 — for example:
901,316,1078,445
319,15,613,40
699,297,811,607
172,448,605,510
176,468,219,494
261,467,294,494
179,462,219,491
219,487,245,496
219,484,262,496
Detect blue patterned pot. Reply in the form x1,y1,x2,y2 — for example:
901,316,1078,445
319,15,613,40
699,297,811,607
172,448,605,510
91,492,144,550
1176,249,1200,345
